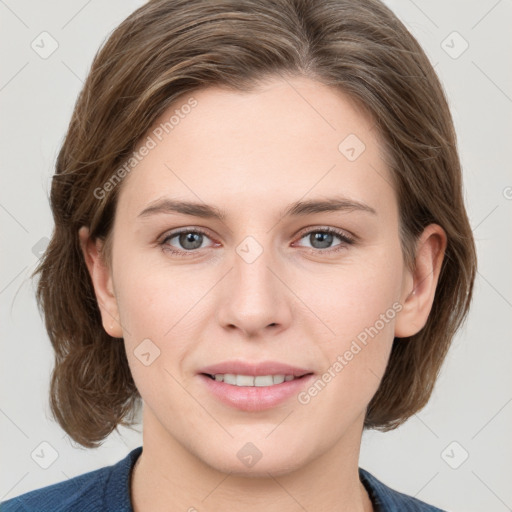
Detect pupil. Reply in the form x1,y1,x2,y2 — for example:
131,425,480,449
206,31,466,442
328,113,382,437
180,232,202,250
312,232,332,249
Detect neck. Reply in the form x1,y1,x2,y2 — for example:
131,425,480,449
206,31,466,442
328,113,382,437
131,407,373,512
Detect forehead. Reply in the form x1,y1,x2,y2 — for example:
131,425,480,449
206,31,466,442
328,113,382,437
116,76,395,221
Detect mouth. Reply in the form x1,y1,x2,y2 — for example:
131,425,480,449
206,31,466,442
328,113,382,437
197,361,315,411
201,372,313,387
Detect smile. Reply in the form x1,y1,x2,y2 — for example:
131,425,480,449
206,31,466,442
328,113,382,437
204,373,301,386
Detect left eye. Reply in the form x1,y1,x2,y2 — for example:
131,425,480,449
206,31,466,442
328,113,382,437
295,228,354,251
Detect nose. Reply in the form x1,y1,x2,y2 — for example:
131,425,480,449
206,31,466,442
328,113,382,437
215,240,293,338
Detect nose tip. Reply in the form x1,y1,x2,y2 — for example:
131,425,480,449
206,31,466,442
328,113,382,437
215,251,292,337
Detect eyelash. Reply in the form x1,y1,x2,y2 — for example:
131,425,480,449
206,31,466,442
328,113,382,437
159,227,355,258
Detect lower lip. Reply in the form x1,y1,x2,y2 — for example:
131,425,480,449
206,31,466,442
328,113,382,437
198,373,315,412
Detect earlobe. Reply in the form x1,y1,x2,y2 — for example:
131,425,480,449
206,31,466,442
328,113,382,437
394,224,447,338
78,226,123,338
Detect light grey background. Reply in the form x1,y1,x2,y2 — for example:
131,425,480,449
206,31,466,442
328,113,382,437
1,1,511,511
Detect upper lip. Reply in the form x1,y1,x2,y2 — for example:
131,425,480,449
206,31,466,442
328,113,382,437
199,360,313,377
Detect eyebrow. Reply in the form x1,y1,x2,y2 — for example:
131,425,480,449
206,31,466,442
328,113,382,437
137,196,377,221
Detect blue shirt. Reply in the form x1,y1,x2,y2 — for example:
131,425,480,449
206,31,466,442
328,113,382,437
0,446,445,511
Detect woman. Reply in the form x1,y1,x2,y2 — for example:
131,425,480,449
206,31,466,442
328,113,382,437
1,0,476,510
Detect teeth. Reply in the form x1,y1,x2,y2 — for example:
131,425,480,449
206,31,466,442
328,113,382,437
211,374,297,386
272,374,285,384
254,375,274,386
237,374,255,386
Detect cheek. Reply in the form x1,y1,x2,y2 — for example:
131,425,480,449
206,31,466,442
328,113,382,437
111,251,202,383
301,244,403,344
113,246,208,336
295,245,403,409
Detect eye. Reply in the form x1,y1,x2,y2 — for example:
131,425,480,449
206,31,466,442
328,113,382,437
160,228,215,256
294,227,355,253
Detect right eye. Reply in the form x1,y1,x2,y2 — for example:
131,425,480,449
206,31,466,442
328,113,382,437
160,228,216,256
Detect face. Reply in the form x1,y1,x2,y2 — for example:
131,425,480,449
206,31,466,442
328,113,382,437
87,76,426,477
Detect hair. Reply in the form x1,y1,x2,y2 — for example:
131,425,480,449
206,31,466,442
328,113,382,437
32,0,477,448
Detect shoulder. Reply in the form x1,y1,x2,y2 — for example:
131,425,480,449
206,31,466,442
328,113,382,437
359,468,447,512
0,447,142,512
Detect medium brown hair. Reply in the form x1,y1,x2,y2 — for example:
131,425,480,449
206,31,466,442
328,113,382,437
33,0,476,448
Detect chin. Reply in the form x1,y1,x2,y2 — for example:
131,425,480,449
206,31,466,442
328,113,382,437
202,445,308,478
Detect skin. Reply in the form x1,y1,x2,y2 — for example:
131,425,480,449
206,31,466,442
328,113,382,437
80,76,446,512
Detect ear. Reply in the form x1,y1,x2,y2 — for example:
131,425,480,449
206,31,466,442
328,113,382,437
78,226,123,338
395,224,447,338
